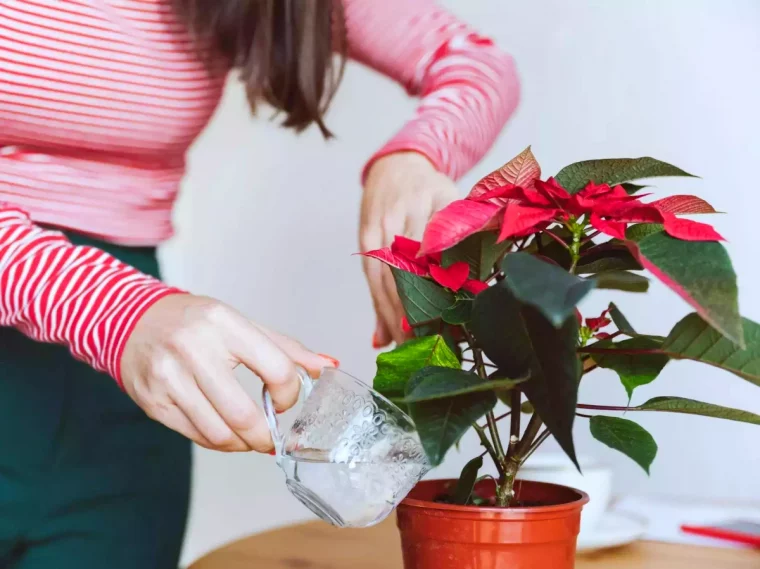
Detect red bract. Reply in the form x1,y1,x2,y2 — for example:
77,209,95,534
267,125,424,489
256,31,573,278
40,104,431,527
463,279,489,294
419,148,543,255
498,204,558,242
586,309,611,332
364,236,486,294
495,178,725,243
430,262,470,292
362,240,428,276
419,200,502,256
658,215,724,241
467,146,541,204
650,195,718,215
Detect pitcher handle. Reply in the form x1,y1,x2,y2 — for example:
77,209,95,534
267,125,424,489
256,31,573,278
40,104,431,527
262,366,314,463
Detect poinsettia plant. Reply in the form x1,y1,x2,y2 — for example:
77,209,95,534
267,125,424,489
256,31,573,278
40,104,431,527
363,147,760,508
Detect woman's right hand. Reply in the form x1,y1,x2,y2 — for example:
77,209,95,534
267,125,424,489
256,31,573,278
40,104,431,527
120,294,336,453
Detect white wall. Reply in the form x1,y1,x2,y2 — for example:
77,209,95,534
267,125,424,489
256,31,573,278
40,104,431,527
164,0,760,564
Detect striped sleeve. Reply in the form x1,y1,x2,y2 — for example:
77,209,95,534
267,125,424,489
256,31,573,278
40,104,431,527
0,203,182,386
345,0,520,182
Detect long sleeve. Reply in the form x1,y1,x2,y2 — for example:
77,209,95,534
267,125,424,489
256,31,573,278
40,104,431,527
0,204,182,386
345,0,520,182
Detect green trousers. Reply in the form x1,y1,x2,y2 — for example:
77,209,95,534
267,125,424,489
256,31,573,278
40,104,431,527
0,232,191,569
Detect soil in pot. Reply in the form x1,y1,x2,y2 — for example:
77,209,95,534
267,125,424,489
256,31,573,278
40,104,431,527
397,479,589,569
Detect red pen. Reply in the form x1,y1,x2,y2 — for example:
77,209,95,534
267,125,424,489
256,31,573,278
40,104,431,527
681,520,760,547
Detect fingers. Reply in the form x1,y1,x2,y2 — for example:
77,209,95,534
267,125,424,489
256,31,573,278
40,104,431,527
364,257,401,347
380,265,408,344
164,363,251,452
190,354,275,453
255,324,337,378
156,405,216,450
139,390,214,450
373,317,392,349
227,318,302,413
128,357,243,452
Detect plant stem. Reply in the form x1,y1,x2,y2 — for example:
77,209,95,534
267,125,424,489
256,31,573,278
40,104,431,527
472,423,505,477
581,230,600,244
543,229,570,250
487,412,506,461
505,390,521,459
477,411,511,430
495,459,520,508
496,411,541,508
462,358,497,368
462,328,487,378
577,403,632,411
462,325,508,481
580,347,656,356
576,412,594,419
568,223,584,273
492,411,512,424
514,414,542,459
520,428,551,465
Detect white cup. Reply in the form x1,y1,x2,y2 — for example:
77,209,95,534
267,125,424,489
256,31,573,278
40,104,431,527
517,453,612,536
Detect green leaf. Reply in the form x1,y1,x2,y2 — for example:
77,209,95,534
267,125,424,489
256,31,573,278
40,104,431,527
583,313,760,388
662,313,760,387
452,456,483,505
373,335,460,400
479,234,513,281
608,302,637,336
503,252,596,327
472,282,582,468
626,223,665,242
621,183,648,195
636,397,760,426
442,293,475,325
402,367,524,403
406,371,497,466
442,234,482,279
592,271,649,293
443,232,511,281
392,268,455,325
589,416,658,474
576,246,643,274
591,337,669,399
535,229,597,271
555,157,696,194
634,232,742,346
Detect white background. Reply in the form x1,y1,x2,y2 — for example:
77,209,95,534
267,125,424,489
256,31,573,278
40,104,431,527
163,0,760,564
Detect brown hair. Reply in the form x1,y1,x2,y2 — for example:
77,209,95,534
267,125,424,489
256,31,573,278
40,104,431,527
175,0,346,137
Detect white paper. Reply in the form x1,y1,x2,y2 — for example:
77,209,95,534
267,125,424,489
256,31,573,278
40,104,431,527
613,495,760,549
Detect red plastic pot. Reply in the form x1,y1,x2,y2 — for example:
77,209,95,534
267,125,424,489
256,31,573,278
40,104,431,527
397,479,589,569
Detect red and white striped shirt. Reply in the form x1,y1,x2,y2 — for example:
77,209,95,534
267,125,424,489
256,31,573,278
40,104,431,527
0,0,519,384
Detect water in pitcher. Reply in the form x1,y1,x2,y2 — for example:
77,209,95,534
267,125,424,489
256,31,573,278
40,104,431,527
280,447,427,528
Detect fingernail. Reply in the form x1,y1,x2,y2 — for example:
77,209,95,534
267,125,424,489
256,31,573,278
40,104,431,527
276,409,285,415
372,332,382,349
318,353,340,368
268,449,276,456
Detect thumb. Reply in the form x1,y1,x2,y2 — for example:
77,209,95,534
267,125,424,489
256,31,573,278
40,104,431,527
373,318,392,349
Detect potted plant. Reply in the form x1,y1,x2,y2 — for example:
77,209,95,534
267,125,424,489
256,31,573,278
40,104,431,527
362,147,760,569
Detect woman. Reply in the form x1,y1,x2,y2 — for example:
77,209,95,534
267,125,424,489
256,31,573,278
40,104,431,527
0,0,518,566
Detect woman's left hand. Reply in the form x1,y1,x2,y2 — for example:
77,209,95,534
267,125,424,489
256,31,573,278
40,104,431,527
360,151,459,348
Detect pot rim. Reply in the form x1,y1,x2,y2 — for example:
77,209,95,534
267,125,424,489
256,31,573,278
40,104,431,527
399,478,590,517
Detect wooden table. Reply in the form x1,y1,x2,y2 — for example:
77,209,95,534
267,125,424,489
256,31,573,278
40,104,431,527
189,516,759,569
